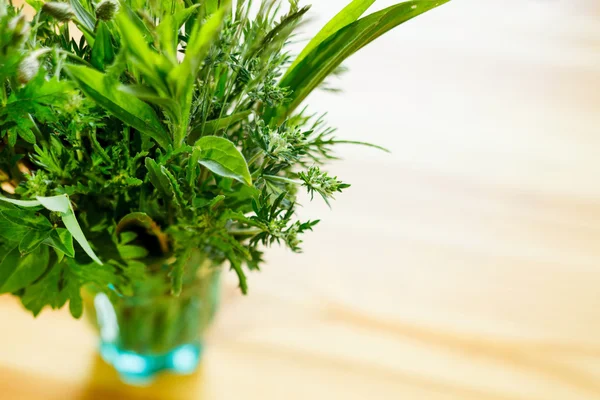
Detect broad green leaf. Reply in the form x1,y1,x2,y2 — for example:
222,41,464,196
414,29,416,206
37,195,103,265
70,0,96,35
0,245,49,294
66,65,171,149
19,229,51,254
0,213,30,241
44,228,75,258
192,136,252,186
0,210,52,230
286,0,376,75
188,110,252,143
272,0,450,121
18,128,36,144
0,245,20,286
91,22,115,71
119,85,181,122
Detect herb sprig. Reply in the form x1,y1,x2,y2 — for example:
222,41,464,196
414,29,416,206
0,0,449,317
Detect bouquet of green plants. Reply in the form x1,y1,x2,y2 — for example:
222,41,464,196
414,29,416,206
0,0,448,322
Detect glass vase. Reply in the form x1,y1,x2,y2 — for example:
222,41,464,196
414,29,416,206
85,254,222,385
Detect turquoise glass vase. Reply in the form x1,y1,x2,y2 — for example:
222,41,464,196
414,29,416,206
87,255,221,385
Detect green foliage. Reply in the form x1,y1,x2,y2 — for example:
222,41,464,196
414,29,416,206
0,0,449,317
270,0,450,121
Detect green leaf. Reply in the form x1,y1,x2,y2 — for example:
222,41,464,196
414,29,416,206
0,213,30,241
37,195,103,265
19,229,51,254
115,10,174,94
187,110,251,143
0,195,42,208
204,0,219,14
192,136,252,186
118,244,149,260
0,245,49,294
0,210,52,230
286,0,376,75
20,260,63,316
161,165,186,208
36,195,70,212
65,64,171,149
18,127,36,144
169,247,192,296
157,5,200,60
68,286,83,318
44,228,75,258
70,0,96,34
145,158,176,201
118,85,181,122
171,3,229,97
272,0,450,121
91,22,115,71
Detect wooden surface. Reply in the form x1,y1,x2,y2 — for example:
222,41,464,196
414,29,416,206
2,1,600,399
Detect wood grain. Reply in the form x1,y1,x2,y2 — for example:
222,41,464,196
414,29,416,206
2,1,600,399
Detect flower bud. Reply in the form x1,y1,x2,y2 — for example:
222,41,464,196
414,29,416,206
17,49,49,84
42,2,74,22
95,0,119,21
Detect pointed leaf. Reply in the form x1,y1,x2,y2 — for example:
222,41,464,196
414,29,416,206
37,195,103,265
70,0,96,34
115,11,174,93
273,0,450,120
91,22,115,71
145,158,176,200
118,85,181,121
171,3,229,96
286,0,376,75
44,228,75,258
66,64,171,149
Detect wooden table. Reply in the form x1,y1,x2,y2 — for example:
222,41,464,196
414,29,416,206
2,1,600,399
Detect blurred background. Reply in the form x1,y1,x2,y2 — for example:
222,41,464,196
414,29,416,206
2,0,600,399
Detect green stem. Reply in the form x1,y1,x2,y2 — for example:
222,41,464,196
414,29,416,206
263,174,301,185
247,151,263,166
58,50,95,69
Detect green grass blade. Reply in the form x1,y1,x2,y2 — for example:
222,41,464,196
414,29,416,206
273,0,450,122
285,0,376,76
